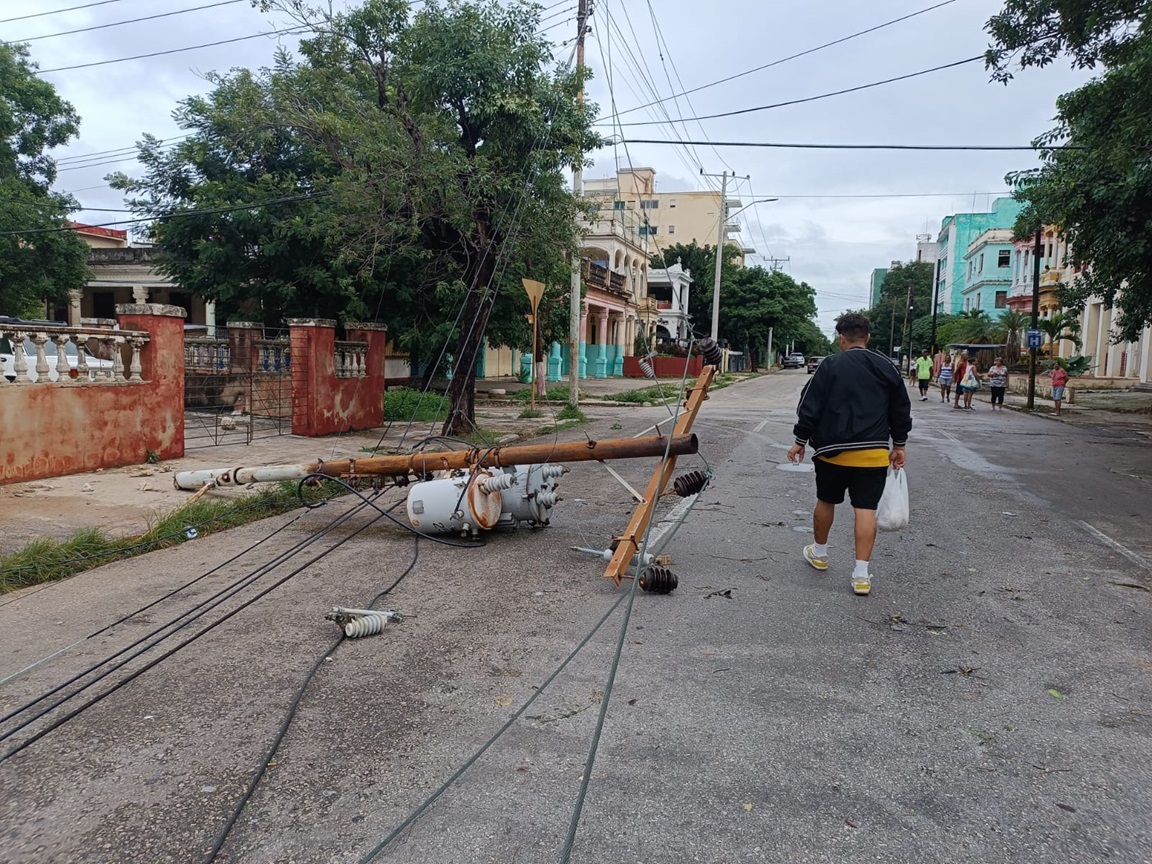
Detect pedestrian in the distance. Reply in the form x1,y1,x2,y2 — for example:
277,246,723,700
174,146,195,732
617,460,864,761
914,349,933,401
987,356,1009,412
959,358,980,410
787,313,912,597
937,352,954,403
1049,362,1070,416
952,351,969,409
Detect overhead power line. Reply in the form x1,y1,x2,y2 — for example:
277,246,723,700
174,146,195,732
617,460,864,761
55,135,192,166
602,55,985,127
0,0,132,25
35,25,308,74
618,139,1083,151
9,0,248,43
602,0,959,121
0,191,329,236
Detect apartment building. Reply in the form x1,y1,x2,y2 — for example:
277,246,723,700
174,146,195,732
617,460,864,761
583,167,755,262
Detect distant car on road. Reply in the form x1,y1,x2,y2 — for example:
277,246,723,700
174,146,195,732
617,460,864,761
807,356,824,374
782,352,805,369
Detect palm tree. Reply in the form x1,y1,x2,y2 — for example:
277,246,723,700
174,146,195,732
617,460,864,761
954,309,998,344
997,309,1029,361
1038,311,1083,355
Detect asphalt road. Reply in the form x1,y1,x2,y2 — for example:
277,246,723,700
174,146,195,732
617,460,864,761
1,370,1150,864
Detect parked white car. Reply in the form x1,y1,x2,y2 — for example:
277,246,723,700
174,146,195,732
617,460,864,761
1,335,115,383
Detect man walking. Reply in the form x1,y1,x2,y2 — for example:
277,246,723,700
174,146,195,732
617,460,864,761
787,313,912,596
914,349,933,401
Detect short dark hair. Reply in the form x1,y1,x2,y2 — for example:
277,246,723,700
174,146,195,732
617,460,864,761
835,313,870,341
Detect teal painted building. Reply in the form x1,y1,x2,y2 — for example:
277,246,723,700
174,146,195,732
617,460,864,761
935,197,1023,314
869,268,888,307
961,229,1015,314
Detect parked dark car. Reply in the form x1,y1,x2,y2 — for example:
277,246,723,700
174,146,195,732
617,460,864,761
782,352,805,369
807,356,824,374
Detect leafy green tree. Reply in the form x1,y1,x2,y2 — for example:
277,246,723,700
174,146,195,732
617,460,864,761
1038,310,1082,352
988,1,1152,341
650,240,742,334
718,266,825,367
0,43,90,316
860,260,934,356
115,0,598,436
950,309,1001,344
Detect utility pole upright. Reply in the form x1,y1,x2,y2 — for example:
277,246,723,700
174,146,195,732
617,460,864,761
1026,227,1042,409
568,0,590,409
710,170,729,342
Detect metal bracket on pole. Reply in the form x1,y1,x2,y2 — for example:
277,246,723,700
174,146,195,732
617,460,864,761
598,460,645,503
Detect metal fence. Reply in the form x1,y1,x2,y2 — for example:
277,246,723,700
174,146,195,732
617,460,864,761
183,334,294,449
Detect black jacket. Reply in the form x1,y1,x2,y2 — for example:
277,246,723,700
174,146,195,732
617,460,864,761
792,347,912,458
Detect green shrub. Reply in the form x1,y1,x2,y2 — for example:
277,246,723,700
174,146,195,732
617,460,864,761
385,387,447,423
603,383,678,404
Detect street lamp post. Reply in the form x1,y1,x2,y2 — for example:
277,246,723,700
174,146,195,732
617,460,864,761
698,171,777,343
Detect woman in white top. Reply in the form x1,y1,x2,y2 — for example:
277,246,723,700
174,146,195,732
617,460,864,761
937,353,953,403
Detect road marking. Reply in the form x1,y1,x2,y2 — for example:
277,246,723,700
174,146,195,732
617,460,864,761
1077,521,1152,575
753,420,768,433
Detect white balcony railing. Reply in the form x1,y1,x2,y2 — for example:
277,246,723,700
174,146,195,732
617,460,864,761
1,325,149,385
335,341,368,378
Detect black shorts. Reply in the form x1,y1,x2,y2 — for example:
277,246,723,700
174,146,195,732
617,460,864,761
814,458,888,510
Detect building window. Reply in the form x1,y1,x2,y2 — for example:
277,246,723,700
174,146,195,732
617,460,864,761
668,225,675,235
995,291,1008,308
979,253,984,273
639,225,657,236
964,297,971,311
613,200,625,211
998,249,1011,267
669,198,677,208
640,200,659,210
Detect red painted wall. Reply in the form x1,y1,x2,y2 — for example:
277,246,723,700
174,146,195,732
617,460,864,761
622,355,704,378
0,304,186,484
288,320,387,436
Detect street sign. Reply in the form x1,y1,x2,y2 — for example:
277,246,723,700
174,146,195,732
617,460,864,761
1026,329,1042,349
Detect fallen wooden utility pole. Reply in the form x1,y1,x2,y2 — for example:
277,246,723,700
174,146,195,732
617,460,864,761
173,434,699,490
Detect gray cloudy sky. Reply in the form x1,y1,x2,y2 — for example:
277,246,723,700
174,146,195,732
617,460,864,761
6,0,1089,334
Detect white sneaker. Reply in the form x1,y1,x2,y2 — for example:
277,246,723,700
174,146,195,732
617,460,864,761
852,573,871,596
803,544,829,571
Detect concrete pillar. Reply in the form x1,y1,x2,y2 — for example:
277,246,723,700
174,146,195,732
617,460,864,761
205,300,217,337
1138,326,1151,384
612,314,625,377
578,310,588,378
286,318,336,436
132,285,148,305
115,303,187,461
227,321,262,372
67,289,82,326
594,312,609,378
547,342,562,381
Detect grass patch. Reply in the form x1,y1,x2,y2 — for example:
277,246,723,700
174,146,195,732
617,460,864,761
556,404,586,422
385,387,448,423
602,383,679,404
518,408,544,419
0,483,303,594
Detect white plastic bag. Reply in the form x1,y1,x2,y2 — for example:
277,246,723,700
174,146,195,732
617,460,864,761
876,467,909,532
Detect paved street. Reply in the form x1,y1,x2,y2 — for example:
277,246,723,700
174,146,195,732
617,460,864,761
1,371,1150,863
